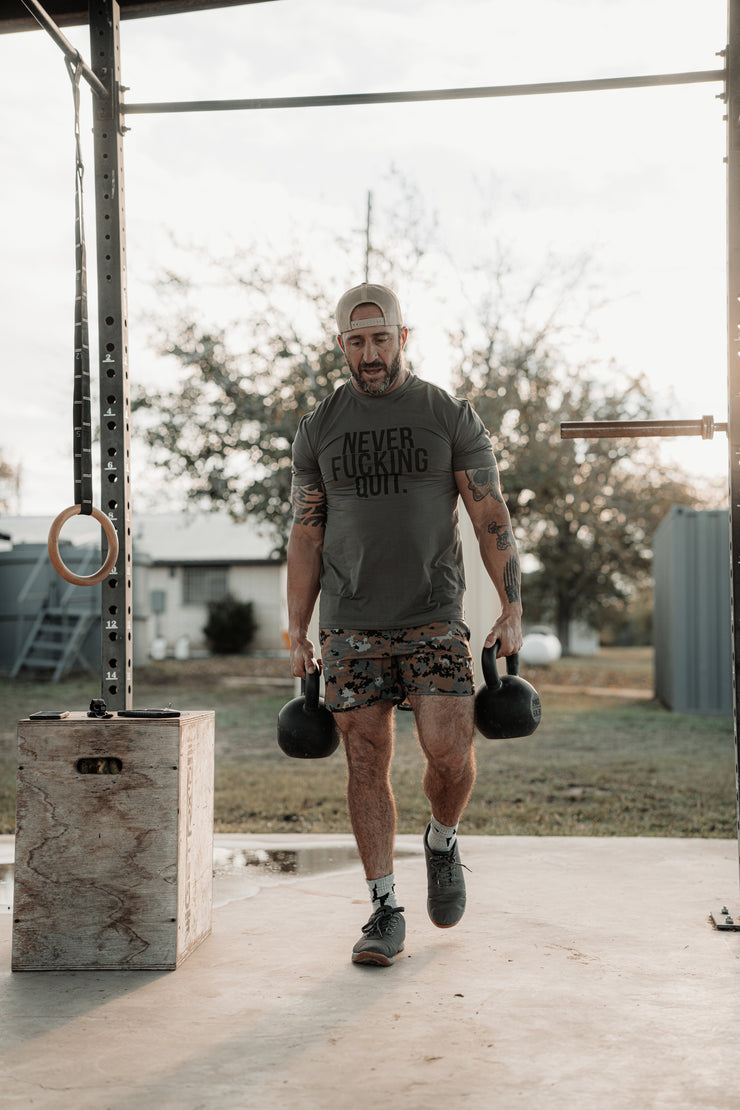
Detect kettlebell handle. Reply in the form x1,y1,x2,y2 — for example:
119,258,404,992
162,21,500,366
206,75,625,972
302,667,321,711
481,642,520,690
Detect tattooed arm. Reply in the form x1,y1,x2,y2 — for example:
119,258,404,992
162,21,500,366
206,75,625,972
455,462,523,657
287,477,327,678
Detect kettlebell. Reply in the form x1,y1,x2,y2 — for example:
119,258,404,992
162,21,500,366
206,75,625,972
277,668,340,759
474,642,542,739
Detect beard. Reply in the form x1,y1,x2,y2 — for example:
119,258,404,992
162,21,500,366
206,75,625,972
348,350,404,396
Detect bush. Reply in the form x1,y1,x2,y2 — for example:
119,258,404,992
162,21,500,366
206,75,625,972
203,595,258,655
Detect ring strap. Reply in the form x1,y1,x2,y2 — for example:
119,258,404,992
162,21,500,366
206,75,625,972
66,56,93,516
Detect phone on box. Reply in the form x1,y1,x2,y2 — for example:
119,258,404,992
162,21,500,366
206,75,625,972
29,711,70,720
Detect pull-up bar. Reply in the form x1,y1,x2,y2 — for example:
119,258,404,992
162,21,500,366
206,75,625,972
122,68,726,116
561,416,728,440
19,0,108,98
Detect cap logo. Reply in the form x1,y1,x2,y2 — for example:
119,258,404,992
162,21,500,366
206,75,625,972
348,317,386,330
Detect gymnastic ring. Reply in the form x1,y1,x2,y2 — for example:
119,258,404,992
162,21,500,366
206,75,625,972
48,505,119,587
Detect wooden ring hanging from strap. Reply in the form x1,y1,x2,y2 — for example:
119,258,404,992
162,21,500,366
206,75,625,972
48,505,119,587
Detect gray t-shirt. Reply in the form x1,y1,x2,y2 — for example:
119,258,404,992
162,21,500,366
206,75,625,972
292,373,496,629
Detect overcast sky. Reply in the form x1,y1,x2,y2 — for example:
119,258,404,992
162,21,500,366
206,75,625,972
0,0,730,528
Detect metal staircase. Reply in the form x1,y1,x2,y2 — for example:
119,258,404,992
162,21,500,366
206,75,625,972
11,547,99,682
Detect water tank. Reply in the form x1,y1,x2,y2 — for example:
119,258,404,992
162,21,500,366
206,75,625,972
653,507,732,715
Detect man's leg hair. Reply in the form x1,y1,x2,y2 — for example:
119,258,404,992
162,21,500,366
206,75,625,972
336,700,397,881
410,694,477,825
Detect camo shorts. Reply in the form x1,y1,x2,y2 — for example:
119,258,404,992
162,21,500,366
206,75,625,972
319,621,475,713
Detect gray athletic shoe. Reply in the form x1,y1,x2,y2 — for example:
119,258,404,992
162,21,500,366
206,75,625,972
424,824,467,928
352,905,406,966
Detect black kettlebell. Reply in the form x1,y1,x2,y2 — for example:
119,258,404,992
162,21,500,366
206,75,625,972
277,668,340,759
474,642,542,739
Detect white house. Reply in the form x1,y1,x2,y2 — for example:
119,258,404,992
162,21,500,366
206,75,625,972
133,512,287,656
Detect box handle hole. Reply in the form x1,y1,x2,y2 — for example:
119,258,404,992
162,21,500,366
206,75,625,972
76,758,122,775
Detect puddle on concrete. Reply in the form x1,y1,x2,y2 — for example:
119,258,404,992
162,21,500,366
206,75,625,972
0,864,12,914
0,844,421,913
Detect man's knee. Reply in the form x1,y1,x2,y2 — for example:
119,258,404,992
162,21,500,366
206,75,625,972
334,702,394,764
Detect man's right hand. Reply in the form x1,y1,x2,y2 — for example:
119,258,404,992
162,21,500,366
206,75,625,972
289,636,320,679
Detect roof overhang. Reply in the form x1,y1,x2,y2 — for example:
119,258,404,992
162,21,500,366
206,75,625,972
0,0,278,34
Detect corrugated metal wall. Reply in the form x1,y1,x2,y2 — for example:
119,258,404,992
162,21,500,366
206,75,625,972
653,506,733,715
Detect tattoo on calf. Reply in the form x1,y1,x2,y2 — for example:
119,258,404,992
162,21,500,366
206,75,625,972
503,553,521,604
292,480,327,527
466,466,504,504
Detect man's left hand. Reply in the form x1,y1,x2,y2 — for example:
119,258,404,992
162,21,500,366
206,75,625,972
484,605,523,657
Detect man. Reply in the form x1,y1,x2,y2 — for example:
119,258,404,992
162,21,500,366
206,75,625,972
287,282,522,967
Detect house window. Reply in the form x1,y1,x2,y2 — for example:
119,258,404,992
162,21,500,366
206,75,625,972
182,566,229,605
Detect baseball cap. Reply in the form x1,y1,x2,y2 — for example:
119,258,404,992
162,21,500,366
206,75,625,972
336,283,404,335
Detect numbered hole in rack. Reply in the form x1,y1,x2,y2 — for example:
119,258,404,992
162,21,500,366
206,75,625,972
109,685,118,695
109,579,117,589
107,474,118,483
108,632,118,642
105,316,114,326
109,605,118,615
107,421,116,431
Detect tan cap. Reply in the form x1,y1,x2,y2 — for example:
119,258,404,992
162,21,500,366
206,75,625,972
336,283,404,335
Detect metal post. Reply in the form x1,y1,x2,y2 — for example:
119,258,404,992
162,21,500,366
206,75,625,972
89,0,133,710
725,0,740,906
364,191,373,282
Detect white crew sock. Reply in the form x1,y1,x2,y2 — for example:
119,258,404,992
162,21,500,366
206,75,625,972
366,873,398,910
427,815,459,853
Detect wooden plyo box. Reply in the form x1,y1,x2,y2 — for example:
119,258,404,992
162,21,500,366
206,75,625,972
12,711,215,971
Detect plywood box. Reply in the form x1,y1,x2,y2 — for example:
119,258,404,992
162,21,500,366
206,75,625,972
12,711,215,971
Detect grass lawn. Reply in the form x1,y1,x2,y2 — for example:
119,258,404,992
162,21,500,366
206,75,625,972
0,648,736,838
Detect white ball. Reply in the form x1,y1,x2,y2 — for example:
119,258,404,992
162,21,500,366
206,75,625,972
520,632,562,665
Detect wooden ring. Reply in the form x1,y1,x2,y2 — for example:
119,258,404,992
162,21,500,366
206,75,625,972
48,505,119,587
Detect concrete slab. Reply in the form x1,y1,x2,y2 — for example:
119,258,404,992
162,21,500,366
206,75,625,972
1,834,740,1109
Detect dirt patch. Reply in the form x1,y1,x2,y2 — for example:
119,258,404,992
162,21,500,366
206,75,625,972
135,654,293,687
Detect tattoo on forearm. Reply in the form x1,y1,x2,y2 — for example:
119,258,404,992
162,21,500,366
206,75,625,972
292,480,327,527
488,522,514,551
503,553,521,604
466,466,504,504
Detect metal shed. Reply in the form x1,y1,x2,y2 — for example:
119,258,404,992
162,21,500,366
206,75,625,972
653,505,733,715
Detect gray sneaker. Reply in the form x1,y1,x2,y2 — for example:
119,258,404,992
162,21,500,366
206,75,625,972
352,905,406,966
424,824,467,928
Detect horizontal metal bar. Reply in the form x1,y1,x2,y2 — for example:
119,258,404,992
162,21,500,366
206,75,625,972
560,417,728,440
122,68,726,116
19,0,108,97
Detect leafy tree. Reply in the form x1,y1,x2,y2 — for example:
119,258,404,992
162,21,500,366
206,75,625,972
453,322,700,652
0,452,19,513
132,255,348,555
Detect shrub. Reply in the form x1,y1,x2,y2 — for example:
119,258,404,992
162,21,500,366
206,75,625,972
203,595,258,655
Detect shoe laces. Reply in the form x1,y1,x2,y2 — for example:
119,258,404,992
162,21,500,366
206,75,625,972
362,905,405,937
428,849,470,885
